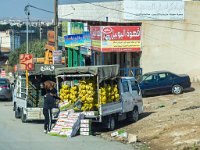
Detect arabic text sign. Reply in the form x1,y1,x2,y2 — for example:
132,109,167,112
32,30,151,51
124,0,184,20
53,50,62,64
80,46,91,55
64,34,84,47
90,26,141,52
19,54,34,71
40,65,55,72
83,31,91,48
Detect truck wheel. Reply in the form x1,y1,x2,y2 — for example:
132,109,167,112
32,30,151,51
15,107,20,119
21,110,27,123
172,85,183,95
108,116,116,131
129,108,139,123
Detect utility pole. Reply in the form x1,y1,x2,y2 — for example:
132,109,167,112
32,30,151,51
39,20,42,41
54,0,58,50
25,5,30,54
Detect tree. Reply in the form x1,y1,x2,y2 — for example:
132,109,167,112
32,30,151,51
8,39,46,66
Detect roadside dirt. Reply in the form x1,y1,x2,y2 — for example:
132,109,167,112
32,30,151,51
102,82,200,150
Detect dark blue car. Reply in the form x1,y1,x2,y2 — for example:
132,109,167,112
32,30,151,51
139,71,191,96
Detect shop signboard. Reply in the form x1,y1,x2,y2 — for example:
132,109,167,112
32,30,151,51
83,31,91,48
123,0,184,20
47,31,55,43
80,46,91,55
19,54,34,71
62,21,68,37
64,34,84,47
71,22,84,34
58,36,64,47
90,26,141,52
53,50,62,64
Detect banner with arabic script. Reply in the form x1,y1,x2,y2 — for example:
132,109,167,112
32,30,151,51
64,34,84,47
90,26,141,52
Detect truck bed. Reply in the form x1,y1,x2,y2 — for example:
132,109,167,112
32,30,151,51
100,101,122,116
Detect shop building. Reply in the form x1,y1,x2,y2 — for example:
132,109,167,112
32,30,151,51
59,1,200,81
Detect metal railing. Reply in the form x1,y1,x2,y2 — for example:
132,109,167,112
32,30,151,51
120,67,143,78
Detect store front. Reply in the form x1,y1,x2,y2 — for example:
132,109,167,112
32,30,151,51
90,25,142,77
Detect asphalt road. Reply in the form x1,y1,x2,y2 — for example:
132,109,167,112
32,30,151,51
0,101,134,150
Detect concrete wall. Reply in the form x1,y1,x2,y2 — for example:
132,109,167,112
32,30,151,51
141,2,200,81
58,1,123,22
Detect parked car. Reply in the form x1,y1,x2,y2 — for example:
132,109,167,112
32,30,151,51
139,71,191,96
0,78,12,101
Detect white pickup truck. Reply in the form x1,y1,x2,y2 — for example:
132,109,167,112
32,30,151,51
13,64,64,122
55,65,143,130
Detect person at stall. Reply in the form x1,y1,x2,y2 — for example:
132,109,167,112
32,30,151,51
42,81,58,133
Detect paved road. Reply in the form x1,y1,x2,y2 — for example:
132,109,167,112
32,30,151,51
0,101,134,150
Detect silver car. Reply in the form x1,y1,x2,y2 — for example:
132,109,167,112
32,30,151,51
0,78,12,101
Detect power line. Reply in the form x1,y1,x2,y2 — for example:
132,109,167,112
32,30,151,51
144,23,200,33
26,4,54,14
76,0,200,32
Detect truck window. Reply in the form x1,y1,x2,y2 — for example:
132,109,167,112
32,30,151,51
131,80,140,93
122,81,129,92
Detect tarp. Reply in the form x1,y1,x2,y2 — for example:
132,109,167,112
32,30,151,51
55,65,119,83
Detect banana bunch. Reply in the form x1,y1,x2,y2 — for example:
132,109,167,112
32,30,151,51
59,84,79,105
59,84,70,102
99,84,120,104
112,84,120,102
78,79,97,111
68,85,79,104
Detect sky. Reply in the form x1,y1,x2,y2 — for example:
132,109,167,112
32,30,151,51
0,0,119,21
0,0,55,21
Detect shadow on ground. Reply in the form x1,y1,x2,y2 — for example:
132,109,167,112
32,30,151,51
92,111,155,135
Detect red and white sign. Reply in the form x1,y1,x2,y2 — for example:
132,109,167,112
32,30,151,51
1,70,6,77
19,54,34,71
90,26,141,52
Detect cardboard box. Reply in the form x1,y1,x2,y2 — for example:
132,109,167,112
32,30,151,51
80,127,90,132
80,131,90,136
81,119,91,124
80,124,90,128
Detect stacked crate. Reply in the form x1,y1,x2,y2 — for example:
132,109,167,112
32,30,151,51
80,119,91,136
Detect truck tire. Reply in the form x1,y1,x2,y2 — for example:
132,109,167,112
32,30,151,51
21,111,27,123
108,116,116,131
15,107,20,119
172,85,183,95
128,108,139,123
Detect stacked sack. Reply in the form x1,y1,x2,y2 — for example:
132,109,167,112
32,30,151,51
99,84,120,105
78,79,98,111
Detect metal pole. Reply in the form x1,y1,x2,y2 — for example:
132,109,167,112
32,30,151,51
26,11,29,54
0,37,2,55
54,0,58,50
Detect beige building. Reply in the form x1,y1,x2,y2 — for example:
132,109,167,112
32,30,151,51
141,2,200,81
59,1,200,81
